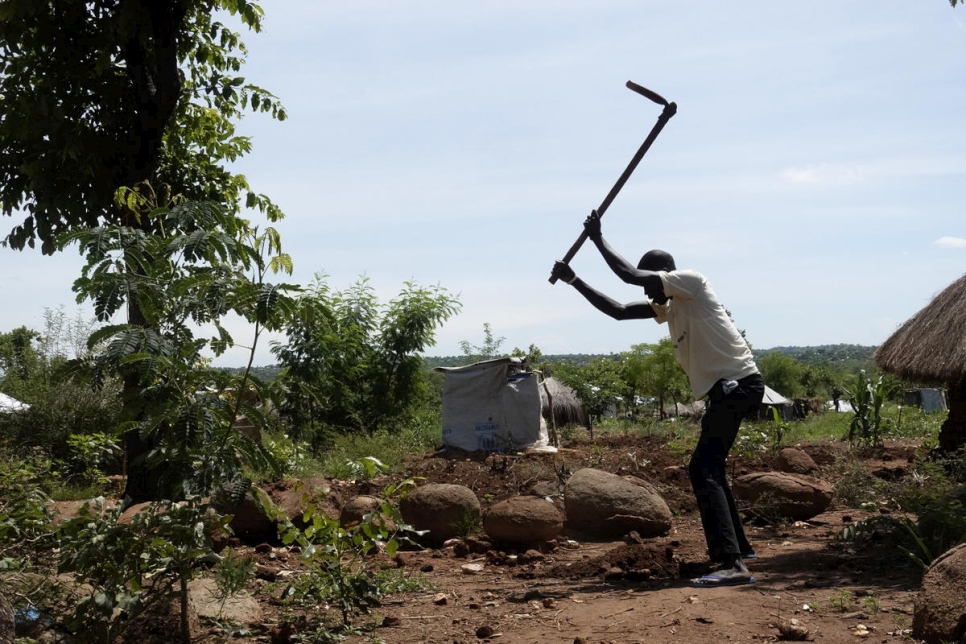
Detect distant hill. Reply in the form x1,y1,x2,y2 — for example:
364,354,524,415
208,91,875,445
424,345,878,370
751,344,877,367
224,345,878,375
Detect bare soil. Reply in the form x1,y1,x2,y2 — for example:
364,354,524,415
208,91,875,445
104,434,934,643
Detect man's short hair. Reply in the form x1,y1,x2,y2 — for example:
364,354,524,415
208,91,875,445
637,249,676,272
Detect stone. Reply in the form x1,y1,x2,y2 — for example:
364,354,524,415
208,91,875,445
774,448,820,476
483,496,563,544
563,468,672,538
732,472,832,521
188,577,262,624
340,495,387,528
913,542,966,644
266,477,341,529
212,485,279,544
398,483,480,544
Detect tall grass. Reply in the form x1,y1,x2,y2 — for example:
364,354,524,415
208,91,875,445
318,406,442,479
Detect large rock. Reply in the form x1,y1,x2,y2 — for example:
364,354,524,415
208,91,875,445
212,485,279,544
399,483,480,544
483,496,563,544
563,468,672,539
732,472,832,521
266,477,341,528
340,495,397,532
913,542,966,644
774,448,820,476
188,577,262,624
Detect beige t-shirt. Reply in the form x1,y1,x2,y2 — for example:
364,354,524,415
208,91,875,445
649,269,758,398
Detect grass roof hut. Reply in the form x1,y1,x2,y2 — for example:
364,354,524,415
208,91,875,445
873,273,966,453
539,376,587,437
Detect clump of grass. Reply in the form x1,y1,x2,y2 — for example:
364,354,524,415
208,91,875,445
826,589,854,612
831,459,887,508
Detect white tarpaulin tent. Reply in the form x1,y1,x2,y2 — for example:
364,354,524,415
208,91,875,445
760,385,794,420
435,357,554,453
0,392,29,412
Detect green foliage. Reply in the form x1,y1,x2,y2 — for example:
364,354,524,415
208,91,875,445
758,351,804,399
838,454,966,570
0,376,123,465
212,547,256,612
459,323,506,363
825,589,854,612
510,343,544,367
0,452,53,564
554,357,627,424
64,432,122,488
861,593,880,615
257,431,319,480
893,405,945,439
317,425,439,479
732,426,770,459
752,344,876,372
622,339,690,417
0,0,285,253
799,363,839,399
57,497,229,644
892,460,966,564
0,326,42,400
0,310,123,466
272,477,424,629
62,185,295,500
271,276,460,443
843,370,896,447
768,407,791,452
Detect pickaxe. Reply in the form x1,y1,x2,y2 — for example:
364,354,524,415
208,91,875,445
548,81,677,283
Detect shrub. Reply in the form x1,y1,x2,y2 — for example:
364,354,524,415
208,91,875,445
0,378,122,464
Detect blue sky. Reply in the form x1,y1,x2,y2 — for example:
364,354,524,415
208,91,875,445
2,2,965,367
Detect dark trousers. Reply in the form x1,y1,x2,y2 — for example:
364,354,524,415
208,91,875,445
688,373,765,563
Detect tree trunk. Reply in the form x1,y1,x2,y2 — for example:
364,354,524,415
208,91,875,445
118,1,186,503
938,379,966,454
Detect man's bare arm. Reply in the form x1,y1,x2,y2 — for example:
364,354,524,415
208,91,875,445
551,261,655,321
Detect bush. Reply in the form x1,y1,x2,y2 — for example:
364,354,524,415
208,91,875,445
0,378,122,464
0,451,53,563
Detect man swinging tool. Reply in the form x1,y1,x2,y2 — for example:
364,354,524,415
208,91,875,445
549,83,764,588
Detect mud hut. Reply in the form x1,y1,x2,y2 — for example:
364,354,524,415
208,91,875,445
539,376,587,433
873,273,966,453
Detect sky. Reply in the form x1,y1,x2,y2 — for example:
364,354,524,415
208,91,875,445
2,2,965,367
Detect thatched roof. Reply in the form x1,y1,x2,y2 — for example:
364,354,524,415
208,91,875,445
874,273,966,385
539,377,586,427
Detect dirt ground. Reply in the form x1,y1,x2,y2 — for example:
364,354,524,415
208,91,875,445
189,433,929,644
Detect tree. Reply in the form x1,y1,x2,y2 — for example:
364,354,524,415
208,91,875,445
799,363,839,400
271,276,460,447
759,351,804,399
622,339,690,417
459,323,506,363
64,186,297,500
0,0,284,252
554,357,626,425
0,1,286,501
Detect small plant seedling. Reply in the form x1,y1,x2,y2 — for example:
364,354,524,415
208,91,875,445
861,593,880,615
827,589,854,612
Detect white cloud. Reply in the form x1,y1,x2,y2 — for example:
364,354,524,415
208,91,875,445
779,163,865,185
934,236,966,249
